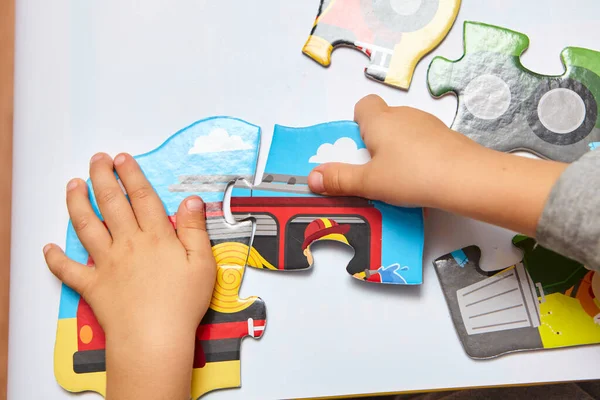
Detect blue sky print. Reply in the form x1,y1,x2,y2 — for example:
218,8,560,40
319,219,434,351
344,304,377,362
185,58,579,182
253,122,370,198
59,118,425,320
59,117,261,319
255,121,424,285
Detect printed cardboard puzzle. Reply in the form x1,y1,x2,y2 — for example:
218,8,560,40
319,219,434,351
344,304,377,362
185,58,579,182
428,21,600,163
433,235,600,360
233,122,424,285
55,118,266,399
303,0,461,90
55,117,425,398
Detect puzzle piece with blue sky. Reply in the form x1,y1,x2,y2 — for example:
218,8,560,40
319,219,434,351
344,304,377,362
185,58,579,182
55,117,265,399
237,121,424,286
55,117,426,398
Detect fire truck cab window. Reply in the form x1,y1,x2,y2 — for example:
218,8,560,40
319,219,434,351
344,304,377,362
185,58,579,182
285,215,370,273
251,213,279,268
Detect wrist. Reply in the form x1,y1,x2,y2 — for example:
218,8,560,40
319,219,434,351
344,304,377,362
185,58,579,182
420,138,488,209
105,323,197,359
105,328,196,400
433,146,567,236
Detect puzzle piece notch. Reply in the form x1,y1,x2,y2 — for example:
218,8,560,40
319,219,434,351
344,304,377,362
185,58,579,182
433,236,600,360
427,21,600,163
303,0,461,90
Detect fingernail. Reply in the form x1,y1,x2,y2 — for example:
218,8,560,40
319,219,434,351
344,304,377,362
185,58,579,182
186,198,204,212
66,179,79,191
308,171,325,193
114,154,126,166
90,153,105,164
43,244,52,255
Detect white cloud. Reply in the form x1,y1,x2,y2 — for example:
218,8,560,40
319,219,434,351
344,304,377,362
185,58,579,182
309,137,371,165
188,128,252,154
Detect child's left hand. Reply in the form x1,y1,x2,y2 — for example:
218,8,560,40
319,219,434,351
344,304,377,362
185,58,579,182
44,153,216,400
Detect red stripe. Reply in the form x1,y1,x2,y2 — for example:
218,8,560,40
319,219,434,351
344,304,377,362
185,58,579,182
196,320,266,341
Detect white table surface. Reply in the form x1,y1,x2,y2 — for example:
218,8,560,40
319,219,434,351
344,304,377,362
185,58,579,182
10,0,600,399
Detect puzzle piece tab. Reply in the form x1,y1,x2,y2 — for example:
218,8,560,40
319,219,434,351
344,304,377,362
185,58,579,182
236,122,425,285
428,21,600,162
433,235,600,359
55,117,265,399
303,0,461,90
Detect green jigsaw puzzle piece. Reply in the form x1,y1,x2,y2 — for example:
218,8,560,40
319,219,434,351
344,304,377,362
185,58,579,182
428,21,600,162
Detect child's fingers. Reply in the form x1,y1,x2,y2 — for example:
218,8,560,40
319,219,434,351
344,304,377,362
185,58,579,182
308,163,367,197
89,153,138,238
66,179,112,258
175,197,212,262
113,153,171,234
354,94,388,145
44,244,95,296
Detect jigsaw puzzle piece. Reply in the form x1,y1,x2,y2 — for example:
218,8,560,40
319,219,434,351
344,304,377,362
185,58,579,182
55,117,266,399
434,237,600,359
433,246,544,359
236,121,425,285
303,0,461,90
512,235,589,295
511,236,600,350
191,228,266,399
428,21,600,162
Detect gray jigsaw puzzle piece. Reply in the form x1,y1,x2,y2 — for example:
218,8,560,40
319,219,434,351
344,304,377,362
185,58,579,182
428,21,600,162
433,246,544,359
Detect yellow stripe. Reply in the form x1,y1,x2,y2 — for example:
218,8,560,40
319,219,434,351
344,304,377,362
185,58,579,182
319,233,349,245
314,0,336,26
321,218,332,228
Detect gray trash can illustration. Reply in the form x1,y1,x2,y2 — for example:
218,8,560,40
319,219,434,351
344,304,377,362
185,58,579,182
456,262,545,335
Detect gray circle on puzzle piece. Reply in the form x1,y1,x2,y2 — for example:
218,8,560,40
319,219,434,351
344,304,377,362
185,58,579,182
538,88,586,134
458,112,600,163
450,53,540,132
464,74,512,120
390,0,423,15
525,78,597,146
366,0,440,33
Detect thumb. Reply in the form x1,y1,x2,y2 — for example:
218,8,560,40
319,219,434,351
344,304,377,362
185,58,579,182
176,196,213,261
44,244,94,296
308,163,367,197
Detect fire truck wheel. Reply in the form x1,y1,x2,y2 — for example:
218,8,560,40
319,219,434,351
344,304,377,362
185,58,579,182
525,78,597,146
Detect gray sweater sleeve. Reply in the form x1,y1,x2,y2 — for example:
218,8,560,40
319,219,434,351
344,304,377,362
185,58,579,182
536,150,600,271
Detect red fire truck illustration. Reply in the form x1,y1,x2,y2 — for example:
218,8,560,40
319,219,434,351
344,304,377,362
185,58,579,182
73,208,266,374
72,174,383,373
231,196,382,276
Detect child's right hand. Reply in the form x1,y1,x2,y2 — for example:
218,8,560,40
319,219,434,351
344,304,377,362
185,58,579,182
307,94,480,208
308,95,568,237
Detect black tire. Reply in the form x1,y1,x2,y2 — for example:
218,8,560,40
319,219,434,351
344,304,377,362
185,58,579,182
525,78,597,146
